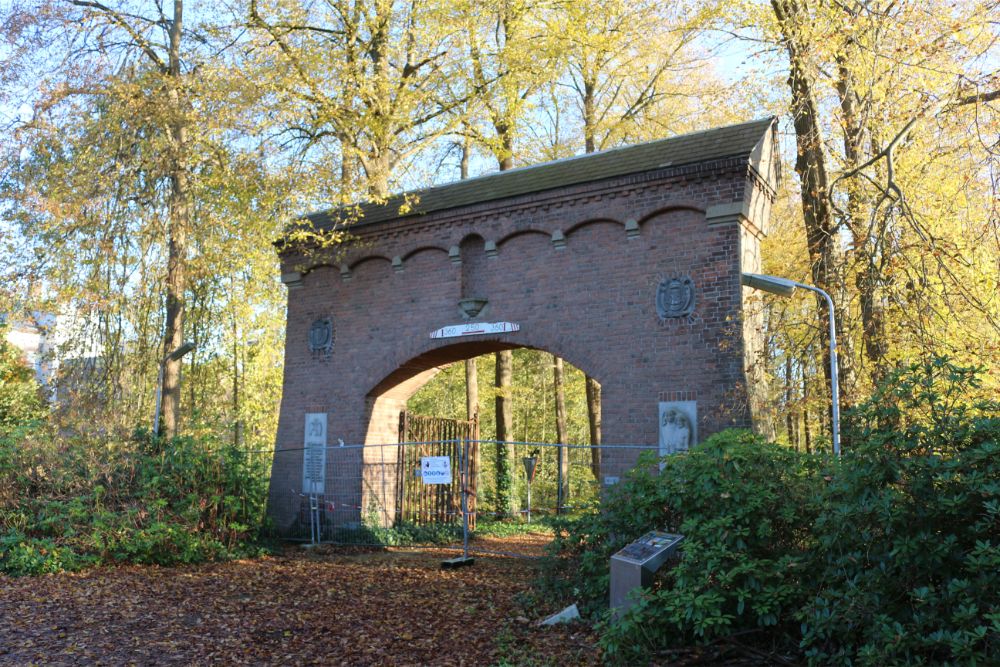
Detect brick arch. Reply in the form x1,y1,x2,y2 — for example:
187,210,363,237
459,232,486,245
268,119,779,533
367,339,603,403
402,246,448,262
348,254,392,271
564,217,624,236
638,204,705,227
293,261,340,280
495,229,549,248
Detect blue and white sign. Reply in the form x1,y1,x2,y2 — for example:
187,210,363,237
421,456,452,485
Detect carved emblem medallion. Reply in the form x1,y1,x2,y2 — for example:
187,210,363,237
657,276,695,319
309,318,334,358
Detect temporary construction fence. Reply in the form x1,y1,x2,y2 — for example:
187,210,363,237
280,439,659,558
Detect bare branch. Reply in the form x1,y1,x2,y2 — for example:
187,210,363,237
68,0,166,70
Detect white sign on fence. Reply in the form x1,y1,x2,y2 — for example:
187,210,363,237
429,322,520,339
302,412,327,495
421,456,452,485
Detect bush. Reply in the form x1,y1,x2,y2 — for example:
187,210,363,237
543,430,825,662
800,359,1000,665
0,327,45,434
540,359,999,666
0,426,270,575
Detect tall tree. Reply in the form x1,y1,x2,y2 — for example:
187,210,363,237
457,0,557,171
767,0,854,418
159,0,190,438
0,1,289,441
552,354,568,512
246,0,463,199
494,347,513,517
756,0,1000,436
585,375,601,479
553,0,718,152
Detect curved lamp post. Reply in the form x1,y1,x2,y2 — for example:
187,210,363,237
741,273,840,456
152,341,196,436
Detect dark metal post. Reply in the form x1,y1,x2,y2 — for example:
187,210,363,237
556,447,563,514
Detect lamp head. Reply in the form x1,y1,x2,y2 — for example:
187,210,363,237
741,273,797,298
168,341,196,361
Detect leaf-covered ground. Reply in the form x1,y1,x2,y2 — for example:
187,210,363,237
0,534,599,666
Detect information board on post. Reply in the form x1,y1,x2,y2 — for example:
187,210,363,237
302,413,327,495
612,531,684,568
421,456,452,484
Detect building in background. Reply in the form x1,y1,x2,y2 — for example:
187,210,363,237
2,311,57,388
2,308,103,402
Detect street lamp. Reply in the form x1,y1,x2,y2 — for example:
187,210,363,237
152,341,196,436
741,273,841,456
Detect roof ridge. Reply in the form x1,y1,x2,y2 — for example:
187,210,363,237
304,117,775,228
449,116,774,185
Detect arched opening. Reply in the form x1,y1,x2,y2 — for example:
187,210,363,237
268,120,777,543
361,341,603,535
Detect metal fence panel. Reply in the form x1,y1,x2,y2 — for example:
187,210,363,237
278,440,658,558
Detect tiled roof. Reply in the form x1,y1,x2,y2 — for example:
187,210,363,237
304,117,775,229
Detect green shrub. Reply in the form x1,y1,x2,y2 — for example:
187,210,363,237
800,359,1000,665
0,426,269,575
540,358,999,666
0,328,45,434
542,430,825,662
0,531,94,575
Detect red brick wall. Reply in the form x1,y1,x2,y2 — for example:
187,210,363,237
268,158,773,533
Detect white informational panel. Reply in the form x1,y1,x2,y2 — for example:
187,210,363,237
429,322,520,339
421,456,452,484
302,413,327,495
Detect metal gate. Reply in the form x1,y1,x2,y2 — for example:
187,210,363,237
396,412,479,529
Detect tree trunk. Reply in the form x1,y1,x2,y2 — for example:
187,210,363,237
837,50,887,391
583,78,596,154
784,355,796,449
465,358,478,421
365,148,391,199
771,0,855,423
460,130,471,180
232,310,241,447
160,0,189,440
340,140,356,199
491,116,516,171
466,355,479,504
801,353,812,454
585,375,601,480
494,350,513,517
552,355,569,513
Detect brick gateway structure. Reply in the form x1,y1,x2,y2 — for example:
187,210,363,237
268,118,779,534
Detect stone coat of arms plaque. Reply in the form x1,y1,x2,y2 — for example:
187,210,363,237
309,317,334,358
657,276,696,320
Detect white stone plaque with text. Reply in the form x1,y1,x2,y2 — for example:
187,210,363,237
303,413,327,495
429,322,520,339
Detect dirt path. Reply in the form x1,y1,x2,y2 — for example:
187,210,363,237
0,538,597,666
